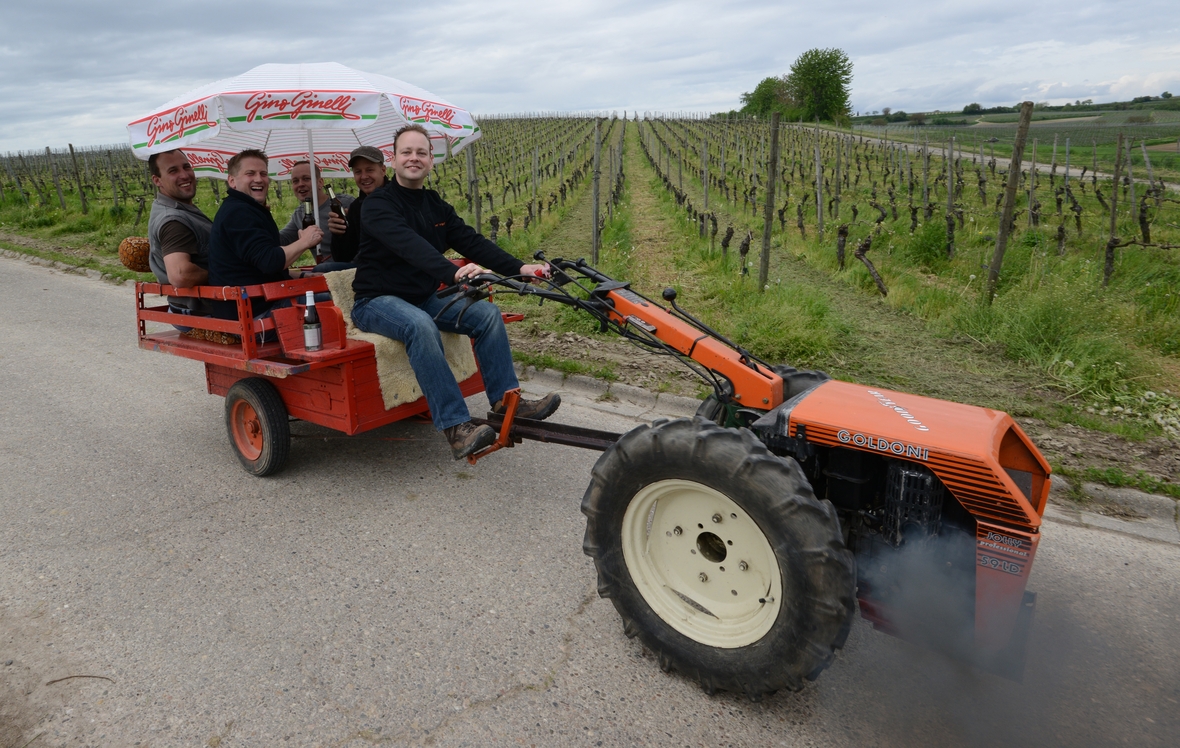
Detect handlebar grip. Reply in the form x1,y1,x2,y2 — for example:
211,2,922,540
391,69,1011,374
437,282,465,299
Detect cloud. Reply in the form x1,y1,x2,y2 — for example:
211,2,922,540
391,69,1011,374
0,0,1177,150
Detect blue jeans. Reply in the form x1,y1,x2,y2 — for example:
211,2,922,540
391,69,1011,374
351,293,518,430
169,303,197,333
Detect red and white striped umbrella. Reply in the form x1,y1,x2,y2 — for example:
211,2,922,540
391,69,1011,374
126,62,480,180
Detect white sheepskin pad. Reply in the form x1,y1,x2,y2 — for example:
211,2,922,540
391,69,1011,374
324,268,478,410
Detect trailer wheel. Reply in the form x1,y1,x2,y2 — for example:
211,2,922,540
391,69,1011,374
582,417,855,697
225,378,290,477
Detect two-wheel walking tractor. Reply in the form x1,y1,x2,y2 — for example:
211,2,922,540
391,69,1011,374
136,253,1048,697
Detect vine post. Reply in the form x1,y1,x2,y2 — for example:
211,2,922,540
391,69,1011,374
465,142,481,234
1027,138,1037,227
592,118,601,264
46,147,67,210
1104,132,1125,288
105,151,118,209
68,144,88,215
985,101,1034,305
813,121,823,243
702,135,708,211
759,111,781,291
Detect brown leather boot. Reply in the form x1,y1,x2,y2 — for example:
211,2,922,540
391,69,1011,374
443,421,496,460
494,392,561,422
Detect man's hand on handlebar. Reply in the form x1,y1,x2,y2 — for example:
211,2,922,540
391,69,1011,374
453,263,487,283
520,263,551,282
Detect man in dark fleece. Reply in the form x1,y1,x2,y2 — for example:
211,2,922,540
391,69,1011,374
351,125,559,460
324,145,390,263
207,149,322,320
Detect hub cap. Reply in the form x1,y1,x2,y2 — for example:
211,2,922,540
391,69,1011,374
621,479,783,648
230,399,263,460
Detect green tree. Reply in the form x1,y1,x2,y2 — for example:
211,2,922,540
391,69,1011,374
739,76,793,117
783,48,852,122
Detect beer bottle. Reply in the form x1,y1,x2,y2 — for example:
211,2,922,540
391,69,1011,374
327,185,348,229
301,200,316,229
303,290,322,352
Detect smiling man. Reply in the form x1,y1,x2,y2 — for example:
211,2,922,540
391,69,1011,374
278,160,352,262
323,146,390,264
207,149,323,319
351,125,558,460
147,149,212,317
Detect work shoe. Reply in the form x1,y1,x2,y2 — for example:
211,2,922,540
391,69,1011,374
443,421,496,460
494,392,561,422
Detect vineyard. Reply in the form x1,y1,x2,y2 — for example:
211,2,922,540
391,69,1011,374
2,113,1179,452
849,118,1180,183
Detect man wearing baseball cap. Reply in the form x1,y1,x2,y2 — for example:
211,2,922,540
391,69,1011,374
325,146,389,263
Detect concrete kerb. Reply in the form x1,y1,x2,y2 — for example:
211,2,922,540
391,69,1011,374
1046,476,1180,546
515,363,698,420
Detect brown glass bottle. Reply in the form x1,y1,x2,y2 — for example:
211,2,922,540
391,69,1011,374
327,185,347,229
303,290,322,352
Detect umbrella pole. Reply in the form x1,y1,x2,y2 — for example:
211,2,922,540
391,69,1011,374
308,131,322,261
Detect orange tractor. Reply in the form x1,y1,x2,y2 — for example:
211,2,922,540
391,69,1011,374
136,252,1047,698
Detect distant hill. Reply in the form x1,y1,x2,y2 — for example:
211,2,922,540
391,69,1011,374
852,93,1178,125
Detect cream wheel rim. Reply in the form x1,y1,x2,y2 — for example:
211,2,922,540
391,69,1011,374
621,479,784,648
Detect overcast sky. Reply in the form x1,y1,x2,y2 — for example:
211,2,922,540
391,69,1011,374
1,0,1176,152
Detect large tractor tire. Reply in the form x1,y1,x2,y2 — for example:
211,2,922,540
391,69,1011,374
582,417,855,697
225,377,291,477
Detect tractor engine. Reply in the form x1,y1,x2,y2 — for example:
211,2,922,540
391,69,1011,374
751,375,1047,678
883,461,944,546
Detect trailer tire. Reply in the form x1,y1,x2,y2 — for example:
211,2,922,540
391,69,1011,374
225,377,290,477
582,417,855,697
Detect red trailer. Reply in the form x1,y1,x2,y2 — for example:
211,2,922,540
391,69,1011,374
135,275,514,475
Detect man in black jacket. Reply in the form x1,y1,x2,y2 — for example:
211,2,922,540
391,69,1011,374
352,125,558,459
208,149,322,319
324,146,389,263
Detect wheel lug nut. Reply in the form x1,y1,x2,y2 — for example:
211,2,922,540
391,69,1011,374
711,513,722,524
699,572,708,582
739,561,748,571
673,526,682,536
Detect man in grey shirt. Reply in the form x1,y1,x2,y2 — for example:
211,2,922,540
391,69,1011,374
278,161,353,264
147,149,212,320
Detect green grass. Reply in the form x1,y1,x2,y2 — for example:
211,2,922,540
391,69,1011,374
0,238,150,283
1081,467,1180,500
1056,464,1180,500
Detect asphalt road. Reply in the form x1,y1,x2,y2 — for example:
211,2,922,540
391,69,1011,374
1,255,1178,748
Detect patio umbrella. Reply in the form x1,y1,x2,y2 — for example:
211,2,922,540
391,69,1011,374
127,62,480,235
